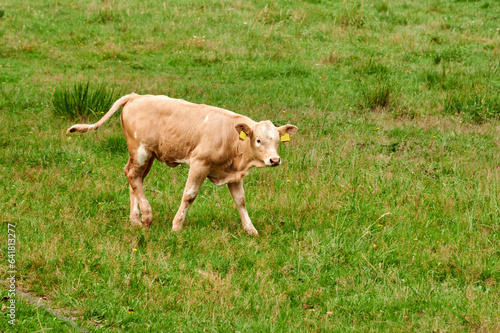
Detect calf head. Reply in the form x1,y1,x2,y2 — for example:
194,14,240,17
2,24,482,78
236,121,298,167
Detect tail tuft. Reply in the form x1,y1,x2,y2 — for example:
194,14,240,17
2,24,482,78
66,124,95,134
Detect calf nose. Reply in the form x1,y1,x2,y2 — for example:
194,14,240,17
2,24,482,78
270,157,281,166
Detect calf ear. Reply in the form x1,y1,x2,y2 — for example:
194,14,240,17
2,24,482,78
277,124,298,136
235,123,253,137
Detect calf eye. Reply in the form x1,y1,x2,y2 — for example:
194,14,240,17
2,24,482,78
256,139,261,144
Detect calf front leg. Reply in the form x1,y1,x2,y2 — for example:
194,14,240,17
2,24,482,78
228,181,258,237
172,162,210,232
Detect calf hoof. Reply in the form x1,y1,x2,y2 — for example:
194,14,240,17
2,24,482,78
141,218,153,227
141,213,153,227
130,216,142,226
131,219,142,226
246,228,259,237
172,216,185,231
172,225,182,232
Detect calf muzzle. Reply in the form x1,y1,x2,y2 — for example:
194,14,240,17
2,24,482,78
270,157,281,166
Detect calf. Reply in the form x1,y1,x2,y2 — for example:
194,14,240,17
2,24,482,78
67,93,297,236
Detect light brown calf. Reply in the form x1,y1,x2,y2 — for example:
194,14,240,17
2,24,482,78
67,93,297,236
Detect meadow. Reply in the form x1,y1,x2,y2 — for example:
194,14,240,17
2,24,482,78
0,0,499,331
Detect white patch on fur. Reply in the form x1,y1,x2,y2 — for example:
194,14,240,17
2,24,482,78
204,115,209,122
266,127,277,141
134,132,137,139
175,159,190,165
180,207,189,221
186,185,197,199
136,143,149,166
243,209,251,222
133,197,139,214
241,208,254,229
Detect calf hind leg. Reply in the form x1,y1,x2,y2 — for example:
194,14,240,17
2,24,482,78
124,157,154,226
129,185,141,225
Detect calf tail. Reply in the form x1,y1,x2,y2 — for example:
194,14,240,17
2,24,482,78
66,93,138,134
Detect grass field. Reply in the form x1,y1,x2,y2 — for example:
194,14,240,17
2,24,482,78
1,0,499,331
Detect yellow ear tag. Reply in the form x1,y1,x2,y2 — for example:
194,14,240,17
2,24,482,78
239,131,247,141
280,133,291,142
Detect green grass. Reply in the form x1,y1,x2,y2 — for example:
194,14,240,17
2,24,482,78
52,81,121,121
0,287,83,332
1,0,499,331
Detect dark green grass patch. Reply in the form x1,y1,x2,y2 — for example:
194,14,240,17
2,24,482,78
445,87,500,123
52,81,121,121
357,77,393,111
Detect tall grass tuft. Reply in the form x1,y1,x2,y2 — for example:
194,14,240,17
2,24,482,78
88,7,122,24
444,87,500,123
375,1,389,13
52,82,120,121
358,78,393,111
338,6,365,28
